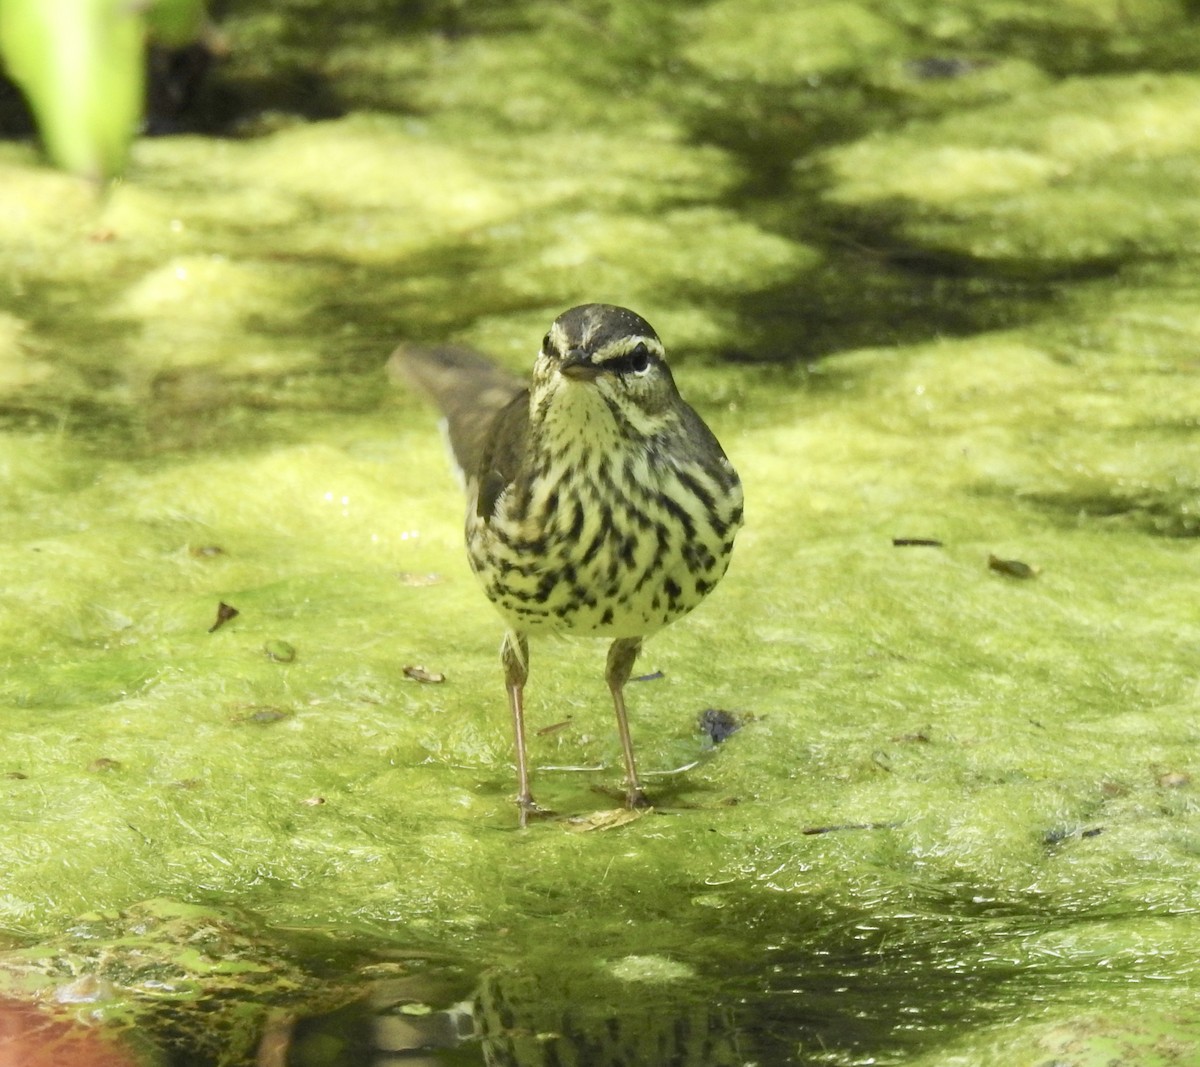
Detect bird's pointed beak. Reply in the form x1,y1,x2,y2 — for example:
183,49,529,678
559,348,601,381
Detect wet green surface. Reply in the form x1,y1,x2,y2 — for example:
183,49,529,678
2,1,1199,1064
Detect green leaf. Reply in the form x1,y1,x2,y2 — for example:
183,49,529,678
0,0,146,180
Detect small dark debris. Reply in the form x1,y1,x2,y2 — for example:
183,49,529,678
300,796,327,806
4,771,28,780
190,544,225,558
892,537,943,548
89,757,121,773
803,821,899,835
403,665,445,684
232,706,294,726
891,731,931,743
905,56,993,80
632,670,665,682
208,601,239,632
1044,826,1105,846
988,554,1039,579
536,718,573,737
698,708,742,744
264,639,297,663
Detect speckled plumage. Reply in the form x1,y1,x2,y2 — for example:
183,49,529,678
390,304,743,820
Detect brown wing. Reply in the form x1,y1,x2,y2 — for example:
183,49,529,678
473,389,530,520
387,343,525,482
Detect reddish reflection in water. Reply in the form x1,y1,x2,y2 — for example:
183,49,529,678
0,999,148,1067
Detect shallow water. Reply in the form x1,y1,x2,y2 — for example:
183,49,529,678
2,1,1199,1064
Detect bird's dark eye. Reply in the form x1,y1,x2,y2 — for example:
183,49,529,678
603,341,654,376
542,332,553,353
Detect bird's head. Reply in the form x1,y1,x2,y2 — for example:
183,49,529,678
530,304,681,435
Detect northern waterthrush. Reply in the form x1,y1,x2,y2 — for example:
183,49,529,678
390,304,743,821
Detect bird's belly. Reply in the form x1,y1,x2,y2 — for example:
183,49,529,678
467,495,731,638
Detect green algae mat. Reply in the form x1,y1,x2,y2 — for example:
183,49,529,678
1,1,1198,1064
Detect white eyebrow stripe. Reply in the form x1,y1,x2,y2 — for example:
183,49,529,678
593,335,665,364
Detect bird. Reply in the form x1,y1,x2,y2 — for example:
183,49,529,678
389,304,743,823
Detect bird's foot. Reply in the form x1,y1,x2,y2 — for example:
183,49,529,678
516,795,555,827
625,786,652,810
